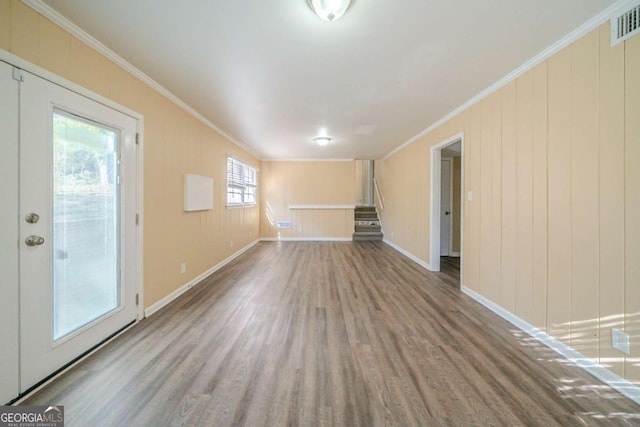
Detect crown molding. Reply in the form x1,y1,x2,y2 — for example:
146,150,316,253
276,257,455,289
383,0,626,160
21,0,261,160
22,0,628,164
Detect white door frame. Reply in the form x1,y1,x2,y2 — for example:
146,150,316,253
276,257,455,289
0,51,144,402
429,132,464,278
0,50,146,321
0,61,20,404
19,73,141,392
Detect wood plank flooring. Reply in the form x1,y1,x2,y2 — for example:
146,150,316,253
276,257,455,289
439,256,460,287
23,242,640,426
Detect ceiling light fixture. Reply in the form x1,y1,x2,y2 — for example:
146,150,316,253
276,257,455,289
314,136,332,146
307,0,352,22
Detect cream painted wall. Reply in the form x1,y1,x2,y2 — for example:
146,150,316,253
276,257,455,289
260,161,355,239
376,24,640,385
0,0,260,308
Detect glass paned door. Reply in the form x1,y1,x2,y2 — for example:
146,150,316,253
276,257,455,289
19,70,138,393
52,111,120,340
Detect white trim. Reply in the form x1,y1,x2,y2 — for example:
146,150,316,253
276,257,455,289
144,239,260,318
225,204,258,209
382,239,432,271
450,252,461,258
260,237,352,242
262,158,354,162
383,0,627,160
0,49,146,373
136,120,145,320
20,0,261,160
461,286,640,406
288,204,355,210
429,133,464,272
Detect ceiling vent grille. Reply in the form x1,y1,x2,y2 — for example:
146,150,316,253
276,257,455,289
612,3,640,46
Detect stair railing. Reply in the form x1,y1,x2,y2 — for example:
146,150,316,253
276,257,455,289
373,177,384,211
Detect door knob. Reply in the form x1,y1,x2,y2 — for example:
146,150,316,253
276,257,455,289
445,211,450,216
25,213,40,224
25,235,45,246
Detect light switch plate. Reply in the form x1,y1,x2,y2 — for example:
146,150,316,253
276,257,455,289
612,328,630,355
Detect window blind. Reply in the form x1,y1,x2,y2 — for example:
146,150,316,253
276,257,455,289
226,157,257,206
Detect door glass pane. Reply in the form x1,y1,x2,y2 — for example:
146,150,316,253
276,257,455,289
52,110,120,340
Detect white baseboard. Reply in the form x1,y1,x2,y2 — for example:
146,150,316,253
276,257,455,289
144,239,260,318
382,239,432,271
450,252,461,257
260,237,352,242
461,285,640,406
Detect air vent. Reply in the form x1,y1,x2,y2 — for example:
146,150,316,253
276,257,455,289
276,221,291,229
612,3,640,46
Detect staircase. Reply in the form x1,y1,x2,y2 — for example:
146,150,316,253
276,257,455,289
353,206,383,242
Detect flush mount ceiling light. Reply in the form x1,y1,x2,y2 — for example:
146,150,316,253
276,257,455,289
307,0,352,21
313,136,332,146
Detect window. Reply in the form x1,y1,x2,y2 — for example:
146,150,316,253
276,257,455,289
227,156,257,206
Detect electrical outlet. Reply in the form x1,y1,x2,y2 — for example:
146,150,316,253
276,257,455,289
180,262,186,274
230,240,234,248
611,328,630,355
298,226,303,233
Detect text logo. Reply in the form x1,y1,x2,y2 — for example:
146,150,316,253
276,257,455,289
0,405,64,427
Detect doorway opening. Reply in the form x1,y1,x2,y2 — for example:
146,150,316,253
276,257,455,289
429,133,464,287
355,159,374,206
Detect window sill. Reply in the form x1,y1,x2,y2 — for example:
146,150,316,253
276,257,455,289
226,204,257,209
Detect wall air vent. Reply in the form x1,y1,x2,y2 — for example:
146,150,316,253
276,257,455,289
612,2,640,46
276,221,291,229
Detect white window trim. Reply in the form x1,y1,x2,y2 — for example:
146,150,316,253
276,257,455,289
226,156,258,208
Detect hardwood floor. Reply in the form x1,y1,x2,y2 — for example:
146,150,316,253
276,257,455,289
23,242,640,426
439,256,460,287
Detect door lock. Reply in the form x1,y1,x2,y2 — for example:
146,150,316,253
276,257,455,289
25,213,40,224
25,235,45,246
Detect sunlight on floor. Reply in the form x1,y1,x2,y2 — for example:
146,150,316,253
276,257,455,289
508,328,640,420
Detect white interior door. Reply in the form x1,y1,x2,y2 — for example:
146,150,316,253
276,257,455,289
440,159,452,256
0,62,20,404
19,71,138,392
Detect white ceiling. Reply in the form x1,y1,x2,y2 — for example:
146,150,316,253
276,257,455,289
40,0,616,160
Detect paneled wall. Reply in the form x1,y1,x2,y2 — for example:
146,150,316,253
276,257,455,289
260,161,355,239
0,0,260,308
376,24,640,385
